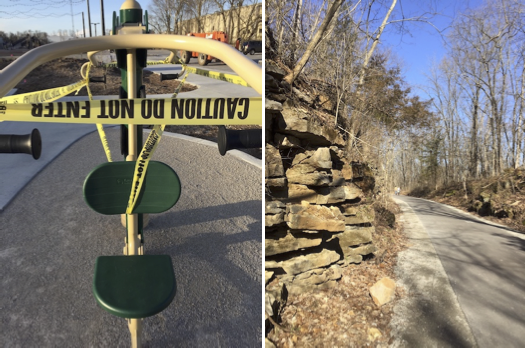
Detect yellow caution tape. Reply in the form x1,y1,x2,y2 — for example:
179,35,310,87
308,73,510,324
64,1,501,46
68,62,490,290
171,70,189,98
96,123,113,161
84,62,113,162
0,97,262,125
0,80,87,104
126,124,165,214
183,66,249,87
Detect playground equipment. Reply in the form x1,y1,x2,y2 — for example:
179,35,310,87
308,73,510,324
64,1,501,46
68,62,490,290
0,128,41,159
0,0,261,346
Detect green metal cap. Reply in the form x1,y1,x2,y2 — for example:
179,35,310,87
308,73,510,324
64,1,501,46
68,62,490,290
120,0,142,24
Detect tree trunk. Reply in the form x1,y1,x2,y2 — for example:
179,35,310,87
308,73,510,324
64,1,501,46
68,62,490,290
283,0,345,85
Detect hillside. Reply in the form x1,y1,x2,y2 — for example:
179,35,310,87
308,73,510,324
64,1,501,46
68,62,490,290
409,168,525,233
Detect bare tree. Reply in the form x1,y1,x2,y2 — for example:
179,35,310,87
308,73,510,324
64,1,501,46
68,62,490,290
149,0,186,34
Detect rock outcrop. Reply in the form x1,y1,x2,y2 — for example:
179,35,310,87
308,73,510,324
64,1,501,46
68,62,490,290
265,60,377,298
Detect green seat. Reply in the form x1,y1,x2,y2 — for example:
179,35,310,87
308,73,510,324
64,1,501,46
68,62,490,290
93,255,176,318
83,161,181,215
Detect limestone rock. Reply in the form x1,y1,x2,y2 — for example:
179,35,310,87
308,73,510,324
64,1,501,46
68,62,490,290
287,184,318,202
286,201,345,232
274,133,301,148
479,191,492,203
343,254,364,264
266,200,286,215
288,184,355,204
341,243,376,264
275,248,341,275
265,338,277,348
287,279,339,295
330,170,346,186
344,184,362,200
265,62,286,80
343,205,375,225
278,104,345,146
286,168,331,186
293,86,313,104
265,230,323,256
267,93,288,103
340,204,358,215
292,148,332,169
330,226,374,250
329,146,346,161
265,73,282,93
369,277,396,306
265,98,283,112
282,265,342,294
265,177,287,187
368,328,382,341
265,282,286,316
265,144,284,177
341,163,354,180
265,271,274,285
265,212,285,227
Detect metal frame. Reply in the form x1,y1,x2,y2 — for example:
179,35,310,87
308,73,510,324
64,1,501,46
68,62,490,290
0,34,263,98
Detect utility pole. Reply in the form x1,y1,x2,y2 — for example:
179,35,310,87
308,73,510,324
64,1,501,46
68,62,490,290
87,0,92,37
100,0,106,35
82,12,86,37
92,23,100,36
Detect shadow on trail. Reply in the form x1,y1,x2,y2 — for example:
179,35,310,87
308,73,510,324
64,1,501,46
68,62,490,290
143,200,262,346
397,195,525,346
492,232,525,252
405,195,519,234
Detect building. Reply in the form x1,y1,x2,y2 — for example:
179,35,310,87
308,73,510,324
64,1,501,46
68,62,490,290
180,3,262,44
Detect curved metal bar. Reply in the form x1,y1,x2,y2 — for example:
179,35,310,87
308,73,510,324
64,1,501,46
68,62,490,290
0,34,262,98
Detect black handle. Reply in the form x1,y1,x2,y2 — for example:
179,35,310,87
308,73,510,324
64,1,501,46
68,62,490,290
160,73,179,81
89,76,106,83
0,129,42,160
217,126,262,156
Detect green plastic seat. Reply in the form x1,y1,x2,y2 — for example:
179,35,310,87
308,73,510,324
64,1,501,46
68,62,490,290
93,255,176,318
83,161,181,215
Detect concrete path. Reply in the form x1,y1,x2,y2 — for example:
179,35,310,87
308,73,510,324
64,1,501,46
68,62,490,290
0,122,103,210
0,128,262,347
391,196,525,348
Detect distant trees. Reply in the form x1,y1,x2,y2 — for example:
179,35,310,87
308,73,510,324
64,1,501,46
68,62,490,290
413,0,525,190
267,0,437,194
149,0,186,34
0,30,50,48
148,0,261,42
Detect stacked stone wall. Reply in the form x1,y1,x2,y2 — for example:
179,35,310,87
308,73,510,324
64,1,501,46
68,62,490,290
265,62,377,298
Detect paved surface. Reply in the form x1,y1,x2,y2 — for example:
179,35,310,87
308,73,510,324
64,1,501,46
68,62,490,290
145,50,261,99
391,196,525,347
0,122,99,210
0,128,262,347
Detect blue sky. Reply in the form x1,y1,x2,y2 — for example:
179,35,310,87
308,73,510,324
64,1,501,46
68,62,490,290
379,0,484,98
0,0,154,37
1,0,486,99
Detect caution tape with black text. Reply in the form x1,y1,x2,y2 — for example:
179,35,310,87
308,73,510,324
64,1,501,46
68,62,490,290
0,97,262,125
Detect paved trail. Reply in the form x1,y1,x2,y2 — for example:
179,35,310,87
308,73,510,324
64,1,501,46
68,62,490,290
393,196,525,348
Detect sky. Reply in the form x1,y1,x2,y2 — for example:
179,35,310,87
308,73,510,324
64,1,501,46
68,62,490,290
378,0,485,98
0,0,154,37
1,0,487,99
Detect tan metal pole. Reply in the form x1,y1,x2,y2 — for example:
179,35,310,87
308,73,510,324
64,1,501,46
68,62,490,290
125,49,140,257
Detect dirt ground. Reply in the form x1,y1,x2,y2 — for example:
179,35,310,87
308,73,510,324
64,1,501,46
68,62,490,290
1,57,261,158
267,199,409,348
